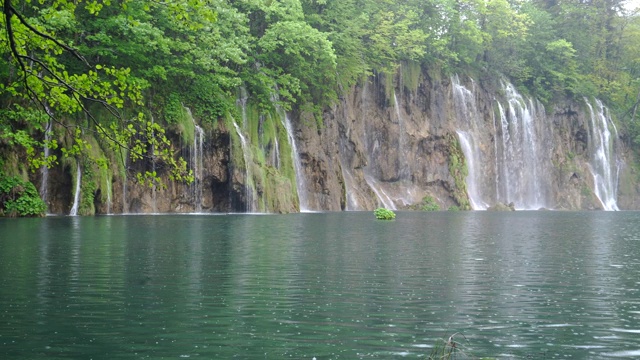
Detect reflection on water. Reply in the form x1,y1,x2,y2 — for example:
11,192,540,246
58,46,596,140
1,212,640,359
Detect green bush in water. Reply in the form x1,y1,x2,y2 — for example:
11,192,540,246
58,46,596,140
374,208,396,220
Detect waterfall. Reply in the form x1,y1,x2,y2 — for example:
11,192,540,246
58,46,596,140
232,120,257,212
341,168,359,210
186,107,205,212
364,174,397,210
275,104,310,212
456,130,488,210
273,125,281,170
69,161,81,216
150,115,158,213
494,81,552,209
452,76,553,210
105,179,112,214
193,124,204,212
451,75,489,210
585,98,620,211
39,120,52,210
122,154,129,214
393,92,410,179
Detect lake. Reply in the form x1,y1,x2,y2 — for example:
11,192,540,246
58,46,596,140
1,211,639,359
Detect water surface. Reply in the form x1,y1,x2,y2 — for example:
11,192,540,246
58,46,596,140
1,212,640,359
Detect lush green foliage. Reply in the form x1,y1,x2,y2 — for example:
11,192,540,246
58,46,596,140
0,168,45,217
2,0,640,203
374,207,396,220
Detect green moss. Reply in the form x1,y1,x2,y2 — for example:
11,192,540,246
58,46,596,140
400,60,422,93
79,157,96,216
447,133,471,210
175,106,196,146
382,71,395,104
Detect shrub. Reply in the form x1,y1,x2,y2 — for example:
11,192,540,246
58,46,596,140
374,207,396,220
0,170,46,217
421,196,440,211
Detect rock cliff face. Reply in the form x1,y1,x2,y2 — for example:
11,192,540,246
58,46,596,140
292,72,635,211
33,70,640,214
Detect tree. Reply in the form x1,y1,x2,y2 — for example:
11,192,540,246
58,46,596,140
0,0,213,185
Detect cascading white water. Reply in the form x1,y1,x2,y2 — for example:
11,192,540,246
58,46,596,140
69,161,81,216
585,98,620,211
452,76,553,210
122,154,129,214
193,125,204,212
393,92,410,179
232,120,256,212
39,120,52,210
364,174,396,210
273,126,281,170
150,115,158,213
233,91,258,212
273,101,310,212
105,179,112,214
495,82,552,209
186,107,205,212
451,75,490,210
456,130,488,210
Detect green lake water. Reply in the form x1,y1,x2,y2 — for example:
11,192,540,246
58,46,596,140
1,211,640,359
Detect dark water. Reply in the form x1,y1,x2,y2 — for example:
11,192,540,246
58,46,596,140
1,212,640,359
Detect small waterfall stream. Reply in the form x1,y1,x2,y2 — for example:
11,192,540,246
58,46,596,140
122,154,129,214
393,92,410,180
272,98,310,212
69,161,81,216
232,120,256,212
364,174,396,210
150,116,158,213
105,180,112,214
39,120,52,211
273,125,281,170
456,130,487,210
281,113,310,212
186,107,205,212
585,98,620,211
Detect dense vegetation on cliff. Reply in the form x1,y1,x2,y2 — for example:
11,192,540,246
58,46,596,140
1,0,640,214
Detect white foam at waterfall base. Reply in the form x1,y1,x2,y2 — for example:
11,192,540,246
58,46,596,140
69,162,81,216
585,98,620,211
